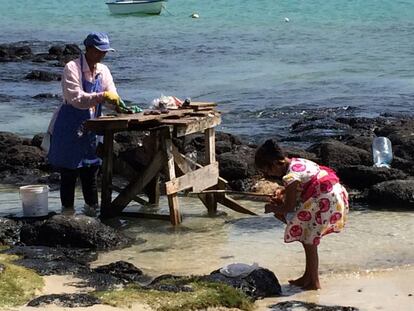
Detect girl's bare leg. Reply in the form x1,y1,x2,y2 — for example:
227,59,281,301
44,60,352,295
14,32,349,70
302,243,321,290
288,243,310,286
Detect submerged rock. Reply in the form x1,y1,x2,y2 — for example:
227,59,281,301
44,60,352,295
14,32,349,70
2,246,148,290
0,41,80,65
93,261,143,283
20,215,131,250
76,261,151,291
32,93,61,99
5,245,97,264
27,294,101,308
291,116,352,139
4,245,96,275
269,300,359,310
0,217,22,245
25,70,61,81
0,43,32,61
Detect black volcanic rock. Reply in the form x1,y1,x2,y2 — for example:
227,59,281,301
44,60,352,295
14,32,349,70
25,70,61,81
368,179,414,208
20,215,131,250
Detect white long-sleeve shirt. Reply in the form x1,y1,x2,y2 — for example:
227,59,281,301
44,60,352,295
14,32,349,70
48,54,117,133
62,54,117,109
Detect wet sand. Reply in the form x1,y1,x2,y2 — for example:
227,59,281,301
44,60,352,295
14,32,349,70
257,266,414,311
11,265,414,311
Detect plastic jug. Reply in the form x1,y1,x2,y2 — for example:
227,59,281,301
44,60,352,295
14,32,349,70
372,137,393,168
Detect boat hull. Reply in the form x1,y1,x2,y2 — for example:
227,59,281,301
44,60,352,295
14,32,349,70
106,1,166,15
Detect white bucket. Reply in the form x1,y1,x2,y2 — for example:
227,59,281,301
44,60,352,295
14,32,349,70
19,185,49,217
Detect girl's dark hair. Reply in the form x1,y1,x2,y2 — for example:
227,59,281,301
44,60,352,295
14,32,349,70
255,139,285,170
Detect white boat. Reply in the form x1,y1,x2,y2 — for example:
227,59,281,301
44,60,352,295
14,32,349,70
106,0,167,15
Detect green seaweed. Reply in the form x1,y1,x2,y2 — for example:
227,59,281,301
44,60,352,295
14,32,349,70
0,253,44,307
94,277,253,311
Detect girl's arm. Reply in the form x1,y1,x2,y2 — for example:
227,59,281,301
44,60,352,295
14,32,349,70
265,181,299,214
278,181,298,213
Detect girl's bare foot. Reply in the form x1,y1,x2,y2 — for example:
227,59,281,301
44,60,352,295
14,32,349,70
301,280,321,290
288,275,309,287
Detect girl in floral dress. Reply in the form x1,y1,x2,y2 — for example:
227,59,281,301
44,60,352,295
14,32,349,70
255,139,349,290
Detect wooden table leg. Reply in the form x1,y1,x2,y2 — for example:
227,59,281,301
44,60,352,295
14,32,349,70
145,177,160,205
145,130,160,205
203,127,217,215
111,150,165,214
162,128,181,225
100,130,114,218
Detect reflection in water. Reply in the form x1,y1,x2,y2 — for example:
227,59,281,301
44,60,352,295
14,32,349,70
96,197,414,282
1,186,413,282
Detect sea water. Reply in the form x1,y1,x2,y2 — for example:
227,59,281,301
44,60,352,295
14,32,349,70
0,0,413,138
1,185,413,283
0,0,413,286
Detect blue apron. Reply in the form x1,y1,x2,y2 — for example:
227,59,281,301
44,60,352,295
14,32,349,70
48,56,103,169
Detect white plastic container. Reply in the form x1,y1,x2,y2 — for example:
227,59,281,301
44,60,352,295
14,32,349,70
19,185,49,217
372,137,393,168
219,262,259,278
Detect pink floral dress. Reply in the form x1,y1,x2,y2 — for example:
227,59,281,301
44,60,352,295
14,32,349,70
282,158,349,245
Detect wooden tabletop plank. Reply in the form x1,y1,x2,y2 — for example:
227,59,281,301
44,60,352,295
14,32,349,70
189,102,217,108
85,103,218,132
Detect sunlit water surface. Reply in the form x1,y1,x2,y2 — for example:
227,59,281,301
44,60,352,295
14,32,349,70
1,185,413,283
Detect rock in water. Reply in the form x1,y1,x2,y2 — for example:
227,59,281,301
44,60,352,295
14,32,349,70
20,215,131,250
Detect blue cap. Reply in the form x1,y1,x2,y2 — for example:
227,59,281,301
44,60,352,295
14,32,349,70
83,32,115,52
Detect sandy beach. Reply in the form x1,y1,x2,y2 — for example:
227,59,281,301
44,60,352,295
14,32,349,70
9,265,412,311
258,265,414,311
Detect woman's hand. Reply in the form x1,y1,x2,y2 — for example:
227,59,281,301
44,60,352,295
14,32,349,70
103,91,121,106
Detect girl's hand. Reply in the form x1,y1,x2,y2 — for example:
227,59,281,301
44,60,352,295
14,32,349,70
273,212,287,224
265,203,287,224
264,203,277,214
270,187,285,205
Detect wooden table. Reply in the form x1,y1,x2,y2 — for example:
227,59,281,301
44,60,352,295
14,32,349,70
85,102,255,225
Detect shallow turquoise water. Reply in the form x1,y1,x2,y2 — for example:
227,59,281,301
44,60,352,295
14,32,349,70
0,0,413,138
1,184,413,281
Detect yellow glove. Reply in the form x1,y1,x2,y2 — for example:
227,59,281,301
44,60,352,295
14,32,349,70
103,91,121,106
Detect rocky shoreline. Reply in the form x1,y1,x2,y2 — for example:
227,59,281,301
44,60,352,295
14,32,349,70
0,215,359,310
2,113,414,209
1,40,414,209
1,40,411,310
1,108,410,311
